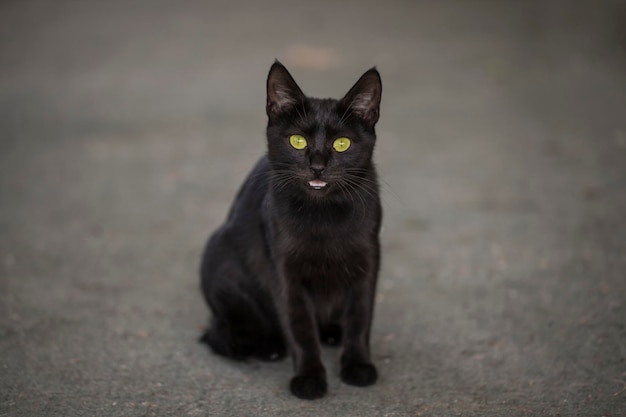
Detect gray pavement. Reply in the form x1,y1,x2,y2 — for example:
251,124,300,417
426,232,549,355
1,1,626,416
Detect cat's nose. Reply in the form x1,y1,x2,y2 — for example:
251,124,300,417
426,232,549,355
310,164,325,177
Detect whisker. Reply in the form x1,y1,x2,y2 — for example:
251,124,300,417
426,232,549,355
338,178,369,223
342,177,378,205
336,180,363,224
338,105,355,126
344,168,402,205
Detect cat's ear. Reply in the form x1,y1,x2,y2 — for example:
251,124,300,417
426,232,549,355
340,68,382,128
266,61,305,118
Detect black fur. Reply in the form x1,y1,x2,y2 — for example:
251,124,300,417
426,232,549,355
200,61,382,399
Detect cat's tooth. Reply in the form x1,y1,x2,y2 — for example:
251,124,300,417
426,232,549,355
308,180,327,189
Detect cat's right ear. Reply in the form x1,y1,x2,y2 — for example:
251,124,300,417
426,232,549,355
266,61,305,118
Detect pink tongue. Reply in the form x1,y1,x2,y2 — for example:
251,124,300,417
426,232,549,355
308,180,327,188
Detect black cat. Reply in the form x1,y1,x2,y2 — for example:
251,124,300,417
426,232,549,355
200,61,382,400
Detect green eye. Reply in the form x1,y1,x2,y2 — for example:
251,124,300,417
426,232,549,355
333,137,351,152
289,134,307,150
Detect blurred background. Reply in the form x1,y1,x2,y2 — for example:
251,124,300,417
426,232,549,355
1,1,625,416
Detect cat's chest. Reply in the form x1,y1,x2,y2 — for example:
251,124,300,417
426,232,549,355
265,197,378,282
283,215,372,255
279,227,374,284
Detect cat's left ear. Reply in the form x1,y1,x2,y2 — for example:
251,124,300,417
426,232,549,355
340,68,382,128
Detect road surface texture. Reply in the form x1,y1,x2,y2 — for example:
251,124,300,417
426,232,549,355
1,1,625,416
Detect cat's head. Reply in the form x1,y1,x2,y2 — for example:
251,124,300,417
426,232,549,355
265,61,382,201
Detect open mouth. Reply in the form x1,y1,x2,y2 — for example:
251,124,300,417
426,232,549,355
308,179,328,190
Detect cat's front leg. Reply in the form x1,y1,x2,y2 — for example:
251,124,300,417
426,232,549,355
282,283,327,399
340,277,378,387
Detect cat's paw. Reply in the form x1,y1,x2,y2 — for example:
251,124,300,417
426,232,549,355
289,374,327,400
319,323,342,346
340,362,378,387
252,339,287,362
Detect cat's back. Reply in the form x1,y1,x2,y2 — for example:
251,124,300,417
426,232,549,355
224,155,271,225
201,155,271,284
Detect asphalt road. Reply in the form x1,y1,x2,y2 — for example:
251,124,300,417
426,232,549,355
1,1,625,416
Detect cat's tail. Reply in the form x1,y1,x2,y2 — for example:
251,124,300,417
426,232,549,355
199,316,287,362
199,320,247,360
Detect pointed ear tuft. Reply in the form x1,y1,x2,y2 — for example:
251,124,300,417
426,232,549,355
340,68,382,128
266,61,305,117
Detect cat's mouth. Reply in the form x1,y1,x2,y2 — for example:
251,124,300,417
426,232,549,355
308,179,328,190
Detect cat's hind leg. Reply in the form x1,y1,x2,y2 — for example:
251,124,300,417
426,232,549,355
200,238,285,361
